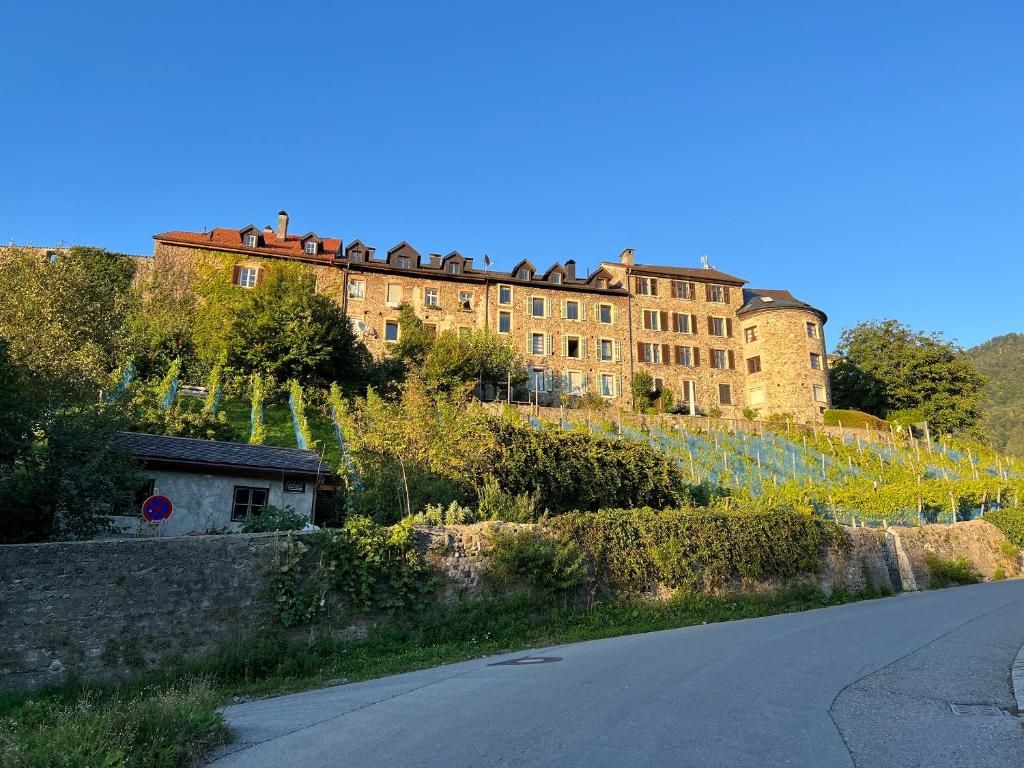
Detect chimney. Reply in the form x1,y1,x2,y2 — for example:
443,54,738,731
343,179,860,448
277,210,289,241
564,259,576,281
619,248,634,267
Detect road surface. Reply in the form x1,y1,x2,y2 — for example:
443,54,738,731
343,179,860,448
207,581,1024,767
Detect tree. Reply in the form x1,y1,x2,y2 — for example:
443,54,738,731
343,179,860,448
0,247,138,404
631,370,655,413
830,320,985,435
222,269,370,388
0,341,39,471
420,329,526,394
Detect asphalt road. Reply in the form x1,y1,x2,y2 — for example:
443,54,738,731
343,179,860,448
207,581,1024,768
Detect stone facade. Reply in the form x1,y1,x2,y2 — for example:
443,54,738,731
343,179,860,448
151,214,832,421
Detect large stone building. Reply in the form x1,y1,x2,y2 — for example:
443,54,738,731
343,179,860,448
152,211,830,421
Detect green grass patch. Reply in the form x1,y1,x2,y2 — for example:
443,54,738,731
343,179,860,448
923,552,981,587
307,407,343,470
262,401,297,448
219,397,253,440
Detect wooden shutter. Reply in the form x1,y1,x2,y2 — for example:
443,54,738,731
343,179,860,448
545,298,552,318
560,299,567,318
614,339,622,362
651,278,658,297
637,341,645,362
694,348,701,367
707,317,714,334
581,336,588,359
723,286,731,303
661,344,671,365
614,375,622,397
728,350,735,369
231,265,241,286
580,302,586,321
660,311,669,332
255,268,265,286
545,333,553,356
705,284,712,301
562,335,568,357
642,311,651,330
691,314,697,334
726,318,733,338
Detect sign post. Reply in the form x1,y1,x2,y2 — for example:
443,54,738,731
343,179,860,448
141,495,174,532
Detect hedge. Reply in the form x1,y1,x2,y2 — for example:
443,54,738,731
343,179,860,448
549,508,843,595
982,508,1024,548
823,409,890,431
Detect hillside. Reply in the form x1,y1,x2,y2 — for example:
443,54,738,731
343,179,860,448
969,333,1024,456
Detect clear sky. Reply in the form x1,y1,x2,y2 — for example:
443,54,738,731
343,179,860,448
2,2,1021,350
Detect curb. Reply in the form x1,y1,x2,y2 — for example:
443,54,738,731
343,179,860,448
1012,642,1024,717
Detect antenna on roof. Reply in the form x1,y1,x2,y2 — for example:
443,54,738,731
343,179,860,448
700,255,711,270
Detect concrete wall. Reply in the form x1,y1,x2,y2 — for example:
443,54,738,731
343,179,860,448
109,468,315,538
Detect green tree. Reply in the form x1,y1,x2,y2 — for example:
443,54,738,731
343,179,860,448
0,247,138,403
631,370,655,413
830,320,985,435
0,341,38,470
222,269,370,388
421,329,526,394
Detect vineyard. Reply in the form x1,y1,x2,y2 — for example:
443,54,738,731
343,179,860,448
138,361,1024,528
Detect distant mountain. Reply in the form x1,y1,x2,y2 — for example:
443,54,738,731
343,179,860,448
968,333,1024,456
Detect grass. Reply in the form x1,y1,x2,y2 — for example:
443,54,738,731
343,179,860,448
0,584,889,766
262,401,297,448
923,553,982,587
219,397,253,441
306,407,343,470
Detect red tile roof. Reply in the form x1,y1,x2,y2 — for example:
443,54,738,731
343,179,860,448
154,228,340,261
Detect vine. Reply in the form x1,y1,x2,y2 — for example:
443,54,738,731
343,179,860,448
249,373,266,445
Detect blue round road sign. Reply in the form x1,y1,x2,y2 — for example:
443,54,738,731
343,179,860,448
142,495,173,524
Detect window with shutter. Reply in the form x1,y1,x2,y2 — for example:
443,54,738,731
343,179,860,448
661,344,671,365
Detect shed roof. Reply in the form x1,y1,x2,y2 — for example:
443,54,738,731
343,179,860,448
112,432,329,477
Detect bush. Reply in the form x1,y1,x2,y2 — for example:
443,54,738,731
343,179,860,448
131,401,238,442
549,508,841,595
823,409,890,430
983,508,1024,549
239,504,308,533
477,477,540,522
484,528,587,601
484,421,690,515
0,679,228,768
923,552,981,586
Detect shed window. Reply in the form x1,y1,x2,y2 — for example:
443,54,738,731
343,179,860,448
232,486,269,521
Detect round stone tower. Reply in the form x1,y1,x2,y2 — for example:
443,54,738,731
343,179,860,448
738,290,830,423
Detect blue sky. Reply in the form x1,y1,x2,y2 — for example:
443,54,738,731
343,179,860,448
2,2,1021,350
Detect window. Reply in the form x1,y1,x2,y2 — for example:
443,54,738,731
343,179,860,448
459,291,474,311
598,338,614,361
518,268,532,281
384,320,400,342
600,373,615,397
744,326,758,343
567,371,584,395
597,304,613,324
424,288,439,307
113,477,155,516
637,276,658,296
706,284,728,303
386,283,401,306
718,383,733,405
498,311,511,334
565,336,582,359
564,300,580,320
447,261,460,274
749,387,765,406
231,486,269,522
349,251,364,262
747,356,762,374
347,279,365,300
397,255,411,269
531,297,546,317
710,317,727,337
675,346,693,366
304,240,317,255
530,366,548,392
642,343,662,364
806,322,819,339
711,349,728,369
810,352,822,370
672,280,695,300
235,266,258,288
813,384,827,402
673,313,693,333
595,277,609,290
531,333,545,355
642,310,662,331
551,272,562,285
244,233,258,248
680,380,696,408
498,285,512,305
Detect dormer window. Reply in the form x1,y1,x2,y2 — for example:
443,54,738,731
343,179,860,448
244,233,258,248
551,273,562,285
447,261,460,274
397,256,411,269
596,277,608,289
304,241,317,255
518,268,531,281
350,252,363,263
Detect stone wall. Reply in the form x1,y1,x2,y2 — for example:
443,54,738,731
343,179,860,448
3,520,1016,691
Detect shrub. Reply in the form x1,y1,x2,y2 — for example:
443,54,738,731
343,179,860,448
477,477,540,523
239,504,308,533
131,401,237,441
484,528,587,601
823,409,890,431
994,566,1007,581
923,552,980,586
742,407,760,421
549,508,842,595
984,508,1024,549
410,501,478,526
